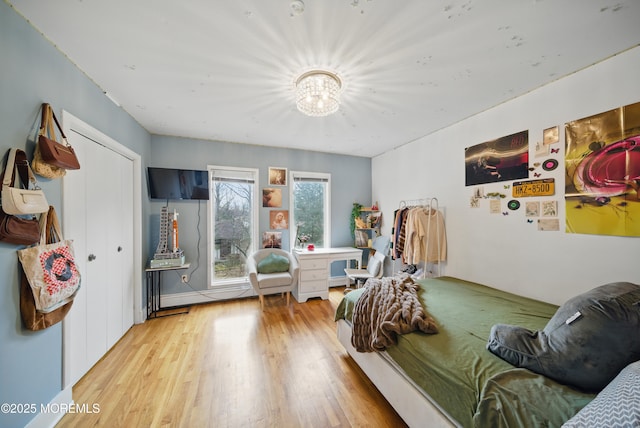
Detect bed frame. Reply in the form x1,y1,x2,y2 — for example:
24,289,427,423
336,320,459,428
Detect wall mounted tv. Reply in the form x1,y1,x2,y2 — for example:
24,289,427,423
147,167,209,200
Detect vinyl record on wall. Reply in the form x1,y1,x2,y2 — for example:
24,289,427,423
542,158,558,171
507,200,520,210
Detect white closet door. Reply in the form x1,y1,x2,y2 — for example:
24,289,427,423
62,129,135,387
84,137,111,366
121,161,135,330
106,149,134,348
62,132,89,385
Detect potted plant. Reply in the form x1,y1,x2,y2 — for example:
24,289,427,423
350,202,362,239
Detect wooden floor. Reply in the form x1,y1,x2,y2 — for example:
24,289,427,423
56,287,407,428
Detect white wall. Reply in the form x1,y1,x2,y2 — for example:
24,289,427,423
372,47,640,305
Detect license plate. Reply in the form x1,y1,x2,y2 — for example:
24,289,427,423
512,178,555,197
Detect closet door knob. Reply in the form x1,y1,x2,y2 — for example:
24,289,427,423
88,254,97,261
117,246,123,252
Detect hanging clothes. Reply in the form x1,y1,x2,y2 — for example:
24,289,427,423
403,207,446,265
392,207,409,260
393,206,446,265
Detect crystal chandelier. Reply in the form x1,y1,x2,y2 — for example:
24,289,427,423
295,70,342,117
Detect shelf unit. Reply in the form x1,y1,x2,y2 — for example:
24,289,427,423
353,206,381,268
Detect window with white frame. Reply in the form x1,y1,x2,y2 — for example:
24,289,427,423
208,166,258,287
290,171,330,249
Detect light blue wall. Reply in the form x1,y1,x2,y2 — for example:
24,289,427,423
1,6,369,425
0,3,152,427
149,135,372,293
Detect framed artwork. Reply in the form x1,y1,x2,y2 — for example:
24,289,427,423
270,210,289,229
262,232,282,248
268,167,287,186
262,188,282,207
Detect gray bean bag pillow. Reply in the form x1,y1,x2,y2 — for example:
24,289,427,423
487,281,640,392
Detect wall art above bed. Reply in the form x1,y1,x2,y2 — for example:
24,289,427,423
464,130,529,186
565,100,640,237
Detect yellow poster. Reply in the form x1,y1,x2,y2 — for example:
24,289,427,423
565,101,640,236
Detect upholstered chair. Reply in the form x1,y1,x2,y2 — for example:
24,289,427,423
247,248,299,309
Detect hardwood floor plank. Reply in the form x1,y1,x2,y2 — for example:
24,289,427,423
56,287,407,428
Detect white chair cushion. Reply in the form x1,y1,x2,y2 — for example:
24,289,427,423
256,272,293,289
367,256,382,276
344,268,374,279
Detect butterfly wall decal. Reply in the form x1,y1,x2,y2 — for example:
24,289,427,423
551,148,559,153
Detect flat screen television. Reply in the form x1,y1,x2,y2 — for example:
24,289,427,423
147,167,209,200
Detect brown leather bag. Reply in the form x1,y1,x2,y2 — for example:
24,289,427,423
19,206,74,330
36,103,81,170
0,149,42,245
0,208,40,246
20,269,73,331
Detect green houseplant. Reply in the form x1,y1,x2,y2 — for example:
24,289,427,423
350,202,362,239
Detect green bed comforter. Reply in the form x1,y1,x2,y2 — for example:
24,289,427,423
335,276,595,428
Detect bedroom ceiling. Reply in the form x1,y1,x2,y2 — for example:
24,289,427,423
7,0,640,157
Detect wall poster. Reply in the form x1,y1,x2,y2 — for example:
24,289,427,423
262,231,282,248
270,210,289,229
465,130,529,186
565,101,640,237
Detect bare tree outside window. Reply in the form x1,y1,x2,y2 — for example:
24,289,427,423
210,168,257,285
291,172,330,248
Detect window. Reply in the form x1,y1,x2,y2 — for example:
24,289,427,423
208,166,258,287
290,171,330,249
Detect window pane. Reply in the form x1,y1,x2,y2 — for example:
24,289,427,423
293,180,326,247
212,177,254,284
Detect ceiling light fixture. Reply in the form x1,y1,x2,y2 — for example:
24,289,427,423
295,70,342,117
290,0,305,15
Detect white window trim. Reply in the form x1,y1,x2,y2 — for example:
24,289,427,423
289,170,331,249
207,165,259,289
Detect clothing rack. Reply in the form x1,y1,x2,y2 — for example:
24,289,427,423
395,198,442,278
399,198,438,210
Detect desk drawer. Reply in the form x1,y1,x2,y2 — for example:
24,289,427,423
300,279,327,293
299,258,328,270
301,269,327,282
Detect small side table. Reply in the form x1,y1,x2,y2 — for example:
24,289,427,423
145,263,191,319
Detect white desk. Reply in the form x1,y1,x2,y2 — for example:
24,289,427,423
292,247,363,302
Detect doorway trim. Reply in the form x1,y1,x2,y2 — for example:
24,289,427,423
60,110,143,388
